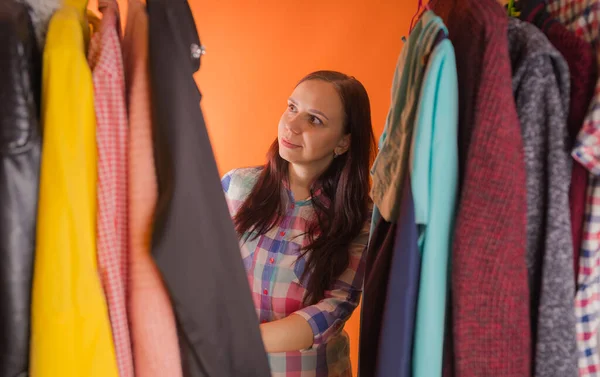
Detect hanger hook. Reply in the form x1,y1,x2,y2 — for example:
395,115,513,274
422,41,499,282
408,0,424,34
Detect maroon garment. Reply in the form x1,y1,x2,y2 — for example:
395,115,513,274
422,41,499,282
360,218,397,377
522,3,597,285
431,0,531,376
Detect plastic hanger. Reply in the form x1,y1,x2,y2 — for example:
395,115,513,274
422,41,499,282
507,0,521,17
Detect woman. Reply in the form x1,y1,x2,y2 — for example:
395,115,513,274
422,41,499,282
222,70,375,376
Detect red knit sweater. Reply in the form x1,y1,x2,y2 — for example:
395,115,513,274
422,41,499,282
432,0,531,375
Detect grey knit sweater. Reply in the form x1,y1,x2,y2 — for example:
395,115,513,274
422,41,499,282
507,18,576,377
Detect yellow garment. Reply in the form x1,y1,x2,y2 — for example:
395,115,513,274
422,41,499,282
29,4,119,377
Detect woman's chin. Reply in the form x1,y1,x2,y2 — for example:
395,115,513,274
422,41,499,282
278,149,297,163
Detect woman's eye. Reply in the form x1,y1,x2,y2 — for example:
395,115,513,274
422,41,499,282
288,104,296,112
310,116,323,125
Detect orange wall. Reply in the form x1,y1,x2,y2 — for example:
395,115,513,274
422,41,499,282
193,1,416,174
91,0,416,374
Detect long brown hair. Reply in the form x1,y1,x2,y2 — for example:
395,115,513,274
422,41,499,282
233,71,375,305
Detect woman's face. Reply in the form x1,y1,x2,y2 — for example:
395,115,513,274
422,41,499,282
278,79,350,170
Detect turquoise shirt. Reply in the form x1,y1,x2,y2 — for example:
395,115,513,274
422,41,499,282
410,12,459,377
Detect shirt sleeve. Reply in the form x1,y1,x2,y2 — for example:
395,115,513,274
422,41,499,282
292,214,370,348
221,167,263,218
221,169,239,216
221,169,235,194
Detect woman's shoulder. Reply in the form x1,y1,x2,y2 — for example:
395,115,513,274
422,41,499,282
221,166,264,201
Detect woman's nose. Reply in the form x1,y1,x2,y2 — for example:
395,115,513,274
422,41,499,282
286,115,302,135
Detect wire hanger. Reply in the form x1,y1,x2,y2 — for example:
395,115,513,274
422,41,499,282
408,0,429,34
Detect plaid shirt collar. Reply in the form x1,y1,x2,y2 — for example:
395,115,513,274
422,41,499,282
281,175,328,207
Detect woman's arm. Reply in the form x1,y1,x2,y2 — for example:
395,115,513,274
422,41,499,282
259,314,314,353
291,217,370,349
261,215,371,353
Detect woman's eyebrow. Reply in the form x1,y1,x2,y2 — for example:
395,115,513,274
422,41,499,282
309,109,329,120
289,98,329,120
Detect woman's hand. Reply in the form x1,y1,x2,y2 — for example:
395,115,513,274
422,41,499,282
259,314,314,353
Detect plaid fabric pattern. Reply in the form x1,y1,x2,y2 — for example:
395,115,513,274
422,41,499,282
547,0,600,174
547,1,600,375
88,2,133,377
221,167,369,377
575,178,600,376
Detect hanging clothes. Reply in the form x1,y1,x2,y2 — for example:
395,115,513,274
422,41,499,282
520,2,598,290
15,0,60,48
546,1,600,375
124,0,184,376
147,0,270,375
360,219,407,377
29,1,119,376
518,3,598,373
360,12,443,376
368,177,419,377
431,0,531,375
410,12,458,377
0,1,41,376
519,4,597,283
507,18,576,377
369,16,428,223
88,1,133,376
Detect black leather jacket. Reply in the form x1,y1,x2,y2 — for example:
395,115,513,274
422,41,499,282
0,1,42,376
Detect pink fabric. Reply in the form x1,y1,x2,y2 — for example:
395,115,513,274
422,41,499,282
124,1,183,376
88,2,134,377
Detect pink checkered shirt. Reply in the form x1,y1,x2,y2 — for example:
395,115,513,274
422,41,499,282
123,0,183,376
222,167,369,377
547,1,600,375
88,1,133,376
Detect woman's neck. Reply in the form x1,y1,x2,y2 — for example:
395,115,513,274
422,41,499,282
288,164,321,201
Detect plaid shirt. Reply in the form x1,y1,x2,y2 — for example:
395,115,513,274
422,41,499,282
88,2,133,376
221,167,369,377
547,1,600,376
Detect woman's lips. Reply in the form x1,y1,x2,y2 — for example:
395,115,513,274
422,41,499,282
281,138,301,149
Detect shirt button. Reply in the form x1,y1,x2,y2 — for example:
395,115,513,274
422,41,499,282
280,231,285,237
269,257,275,264
263,289,268,295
